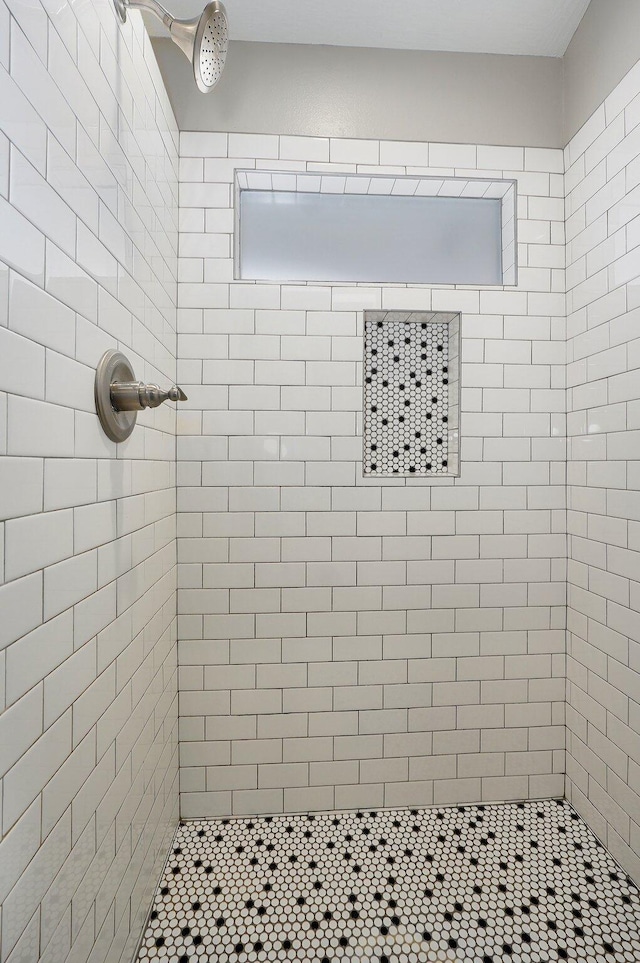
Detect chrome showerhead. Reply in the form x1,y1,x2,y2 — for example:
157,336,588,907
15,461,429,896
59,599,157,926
170,2,228,92
114,0,228,93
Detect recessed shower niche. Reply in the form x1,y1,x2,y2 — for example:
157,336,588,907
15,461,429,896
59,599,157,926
363,311,460,477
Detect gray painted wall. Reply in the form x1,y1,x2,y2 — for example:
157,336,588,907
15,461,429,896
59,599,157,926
154,39,564,147
155,0,640,149
564,0,640,140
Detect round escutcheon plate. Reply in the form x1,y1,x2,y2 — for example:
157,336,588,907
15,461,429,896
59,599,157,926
95,350,137,443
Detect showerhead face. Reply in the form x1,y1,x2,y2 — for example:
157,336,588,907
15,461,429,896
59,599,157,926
193,1,228,92
114,0,229,93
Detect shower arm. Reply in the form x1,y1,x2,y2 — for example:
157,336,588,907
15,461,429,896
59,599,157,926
113,0,174,29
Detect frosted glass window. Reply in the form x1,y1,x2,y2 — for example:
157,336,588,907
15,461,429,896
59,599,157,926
237,188,505,285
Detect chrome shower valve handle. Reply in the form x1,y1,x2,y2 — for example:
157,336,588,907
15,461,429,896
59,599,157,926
110,380,188,412
95,350,187,443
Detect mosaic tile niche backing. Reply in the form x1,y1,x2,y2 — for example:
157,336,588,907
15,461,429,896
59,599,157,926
363,312,459,477
137,799,640,962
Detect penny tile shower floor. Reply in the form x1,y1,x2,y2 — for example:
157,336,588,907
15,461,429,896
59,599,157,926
138,800,640,962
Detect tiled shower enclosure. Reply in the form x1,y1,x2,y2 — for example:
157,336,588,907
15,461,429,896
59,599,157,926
2,0,640,960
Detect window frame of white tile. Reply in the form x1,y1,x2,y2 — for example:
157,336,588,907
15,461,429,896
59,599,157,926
234,170,518,286
363,311,461,478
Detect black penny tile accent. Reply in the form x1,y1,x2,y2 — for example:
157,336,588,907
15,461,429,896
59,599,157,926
364,314,449,476
137,800,640,961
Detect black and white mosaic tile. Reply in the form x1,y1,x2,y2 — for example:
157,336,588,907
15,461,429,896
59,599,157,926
138,800,640,962
363,314,450,476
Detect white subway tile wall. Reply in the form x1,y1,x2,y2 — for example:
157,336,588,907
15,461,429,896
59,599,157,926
565,60,640,884
0,1,178,961
177,132,567,821
4,5,640,948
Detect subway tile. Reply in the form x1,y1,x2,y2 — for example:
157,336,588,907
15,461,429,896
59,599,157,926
283,786,334,813
2,811,71,959
259,762,308,789
9,272,76,356
10,146,76,256
181,131,228,156
0,571,43,650
0,326,45,400
429,143,477,168
335,783,384,809
5,508,74,580
280,136,329,162
43,551,97,621
0,193,45,286
229,134,279,158
232,789,283,815
3,711,71,833
477,145,524,171
332,139,379,165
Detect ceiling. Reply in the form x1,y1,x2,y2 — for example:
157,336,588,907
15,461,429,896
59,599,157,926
146,0,591,58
